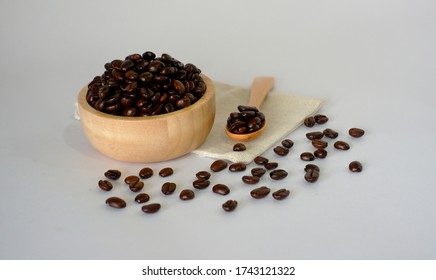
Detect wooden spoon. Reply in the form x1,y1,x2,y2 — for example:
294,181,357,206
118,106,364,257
225,76,274,141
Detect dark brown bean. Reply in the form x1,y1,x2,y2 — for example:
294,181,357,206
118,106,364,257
334,141,350,150
229,162,247,172
314,149,328,159
135,193,150,204
254,156,269,165
161,182,176,194
212,184,230,195
304,116,316,127
104,170,121,180
269,169,288,180
124,175,140,185
273,146,289,156
179,189,195,200
233,143,246,151
349,161,363,172
323,128,339,139
193,179,210,189
159,167,174,177
129,181,144,192
281,139,294,149
250,186,271,199
141,203,161,214
306,131,324,140
242,175,260,184
265,162,278,170
222,200,238,212
349,128,365,138
304,164,320,172
304,169,319,183
210,159,228,172
272,189,290,200
312,139,328,149
314,114,329,124
139,167,153,179
98,180,113,191
251,167,266,177
106,197,126,209
300,152,315,161
195,171,211,180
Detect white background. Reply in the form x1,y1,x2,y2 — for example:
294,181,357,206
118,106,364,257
0,0,435,260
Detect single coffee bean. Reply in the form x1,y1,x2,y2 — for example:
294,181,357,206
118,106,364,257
139,167,153,179
254,156,269,165
306,131,324,140
104,169,121,180
349,128,365,138
273,146,289,156
229,162,247,172
250,186,271,199
159,167,174,177
233,143,246,151
270,169,288,180
334,140,350,150
323,128,339,139
134,193,150,204
196,171,211,180
314,149,328,159
300,152,315,161
242,175,260,184
304,116,316,127
179,189,195,200
124,175,140,185
222,200,238,212
129,181,144,192
141,203,161,214
265,162,278,170
98,180,113,191
193,179,210,189
281,139,294,149
212,184,230,195
312,139,328,149
251,167,266,177
314,114,329,124
210,159,228,172
161,182,176,194
304,164,320,172
304,169,320,183
349,161,363,172
106,197,126,209
272,189,290,200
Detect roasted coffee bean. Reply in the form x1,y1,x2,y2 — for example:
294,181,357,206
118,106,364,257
314,149,328,159
196,171,211,180
229,162,247,172
159,167,174,177
161,182,176,194
281,139,294,149
179,189,195,200
273,146,289,156
304,116,316,127
124,175,140,185
254,156,269,165
104,169,121,180
270,169,288,180
238,105,258,112
349,128,365,138
139,167,153,179
233,143,246,151
304,169,320,183
334,140,350,150
242,175,260,184
210,159,228,172
272,189,290,200
135,193,150,204
300,152,315,161
304,164,320,172
98,180,113,191
306,131,324,140
193,179,210,189
141,203,161,214
323,128,339,139
312,139,328,149
129,181,144,192
314,114,329,124
222,200,238,212
265,162,278,170
106,197,126,209
349,161,363,172
251,167,266,177
212,184,230,195
250,186,271,199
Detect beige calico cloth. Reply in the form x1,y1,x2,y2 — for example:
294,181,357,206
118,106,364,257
192,82,324,164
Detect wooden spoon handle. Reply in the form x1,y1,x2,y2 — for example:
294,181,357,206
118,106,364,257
247,77,275,108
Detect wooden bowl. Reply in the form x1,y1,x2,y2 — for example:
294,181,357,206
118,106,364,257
77,75,215,162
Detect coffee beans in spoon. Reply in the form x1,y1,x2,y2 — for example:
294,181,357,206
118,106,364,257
226,105,265,134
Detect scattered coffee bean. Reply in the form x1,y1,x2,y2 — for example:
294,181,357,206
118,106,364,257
242,175,260,184
139,167,153,179
229,162,247,172
334,140,350,150
106,197,126,209
314,149,328,159
124,175,140,185
212,184,230,195
349,128,365,138
264,162,278,170
304,169,320,183
323,128,338,139
304,116,316,127
98,180,113,191
281,139,294,149
251,167,266,177
306,131,324,140
159,167,174,177
273,146,289,156
195,171,211,180
222,200,238,212
270,169,288,180
161,182,176,194
314,114,329,124
129,180,144,192
300,152,315,161
210,159,228,172
349,161,363,172
254,156,269,165
250,186,271,199
272,189,290,200
233,143,246,151
135,193,150,204
179,189,195,200
141,203,161,214
193,178,210,189
104,170,121,180
312,139,328,149
304,164,320,172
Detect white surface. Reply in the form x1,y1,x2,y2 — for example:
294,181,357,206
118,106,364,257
0,0,435,260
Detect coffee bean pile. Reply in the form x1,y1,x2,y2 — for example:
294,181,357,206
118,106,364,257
227,105,266,134
86,51,207,117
